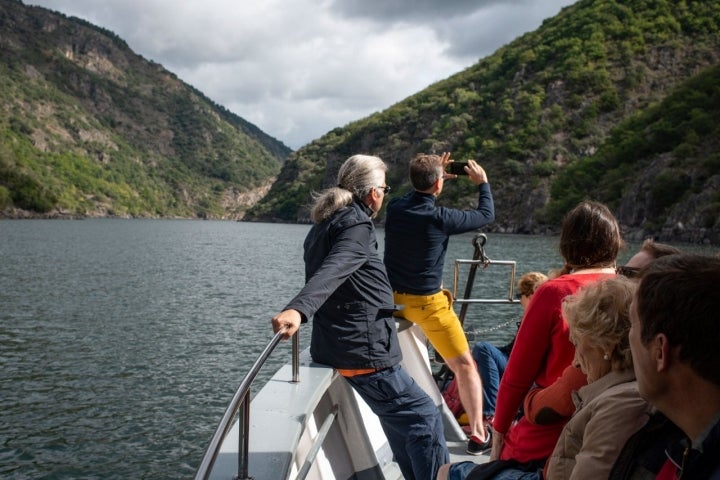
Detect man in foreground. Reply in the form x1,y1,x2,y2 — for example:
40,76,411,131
621,253,720,478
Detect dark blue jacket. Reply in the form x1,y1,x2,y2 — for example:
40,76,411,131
284,200,401,370
610,411,720,479
609,412,684,479
667,413,720,479
384,183,494,295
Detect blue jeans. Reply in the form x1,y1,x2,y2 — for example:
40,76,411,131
448,461,542,480
472,342,509,417
346,364,449,480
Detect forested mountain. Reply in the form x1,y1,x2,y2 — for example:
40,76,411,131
0,0,291,219
245,0,720,244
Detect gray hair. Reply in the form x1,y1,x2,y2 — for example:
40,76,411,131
310,155,387,223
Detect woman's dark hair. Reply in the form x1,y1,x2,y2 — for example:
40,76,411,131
558,201,623,275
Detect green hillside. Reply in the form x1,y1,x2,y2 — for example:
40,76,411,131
547,64,720,234
0,0,291,219
246,0,720,244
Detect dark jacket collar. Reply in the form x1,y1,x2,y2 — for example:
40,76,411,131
352,196,374,217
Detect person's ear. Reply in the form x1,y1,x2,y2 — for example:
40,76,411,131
654,333,672,372
372,186,383,201
364,189,376,207
365,187,382,210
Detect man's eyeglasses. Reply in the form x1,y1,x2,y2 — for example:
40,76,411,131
616,265,640,278
377,185,391,194
515,292,525,300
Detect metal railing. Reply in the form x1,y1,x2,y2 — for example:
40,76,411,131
453,259,518,304
295,406,339,480
452,233,519,322
195,330,300,480
431,233,519,366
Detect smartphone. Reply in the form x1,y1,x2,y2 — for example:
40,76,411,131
446,161,469,175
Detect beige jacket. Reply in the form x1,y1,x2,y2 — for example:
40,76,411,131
545,370,653,480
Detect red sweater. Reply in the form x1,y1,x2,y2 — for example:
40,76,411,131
494,272,615,463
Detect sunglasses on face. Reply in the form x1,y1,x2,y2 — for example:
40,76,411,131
616,265,640,278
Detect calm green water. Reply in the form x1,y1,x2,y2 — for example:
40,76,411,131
0,219,715,479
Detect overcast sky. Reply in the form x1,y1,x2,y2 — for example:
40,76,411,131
25,0,577,149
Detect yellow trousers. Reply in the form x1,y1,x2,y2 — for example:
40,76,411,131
393,289,468,359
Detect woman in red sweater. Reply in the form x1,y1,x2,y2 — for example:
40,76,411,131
490,201,622,473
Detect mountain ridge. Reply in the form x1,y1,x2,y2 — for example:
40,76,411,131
0,0,291,219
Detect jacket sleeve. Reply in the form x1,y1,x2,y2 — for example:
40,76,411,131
441,183,495,234
493,283,560,434
284,221,371,320
524,365,587,425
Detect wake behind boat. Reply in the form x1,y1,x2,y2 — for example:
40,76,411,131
196,234,519,479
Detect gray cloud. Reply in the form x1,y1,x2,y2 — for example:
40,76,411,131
329,0,516,23
24,0,576,149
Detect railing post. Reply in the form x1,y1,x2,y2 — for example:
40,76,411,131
236,390,252,480
292,330,300,383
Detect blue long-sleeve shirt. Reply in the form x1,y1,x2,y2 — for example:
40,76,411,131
383,183,494,295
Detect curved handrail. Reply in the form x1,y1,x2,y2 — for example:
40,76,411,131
195,329,299,480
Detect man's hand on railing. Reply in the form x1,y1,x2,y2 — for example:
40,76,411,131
272,309,302,339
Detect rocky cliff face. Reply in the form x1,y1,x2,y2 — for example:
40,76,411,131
0,0,291,219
